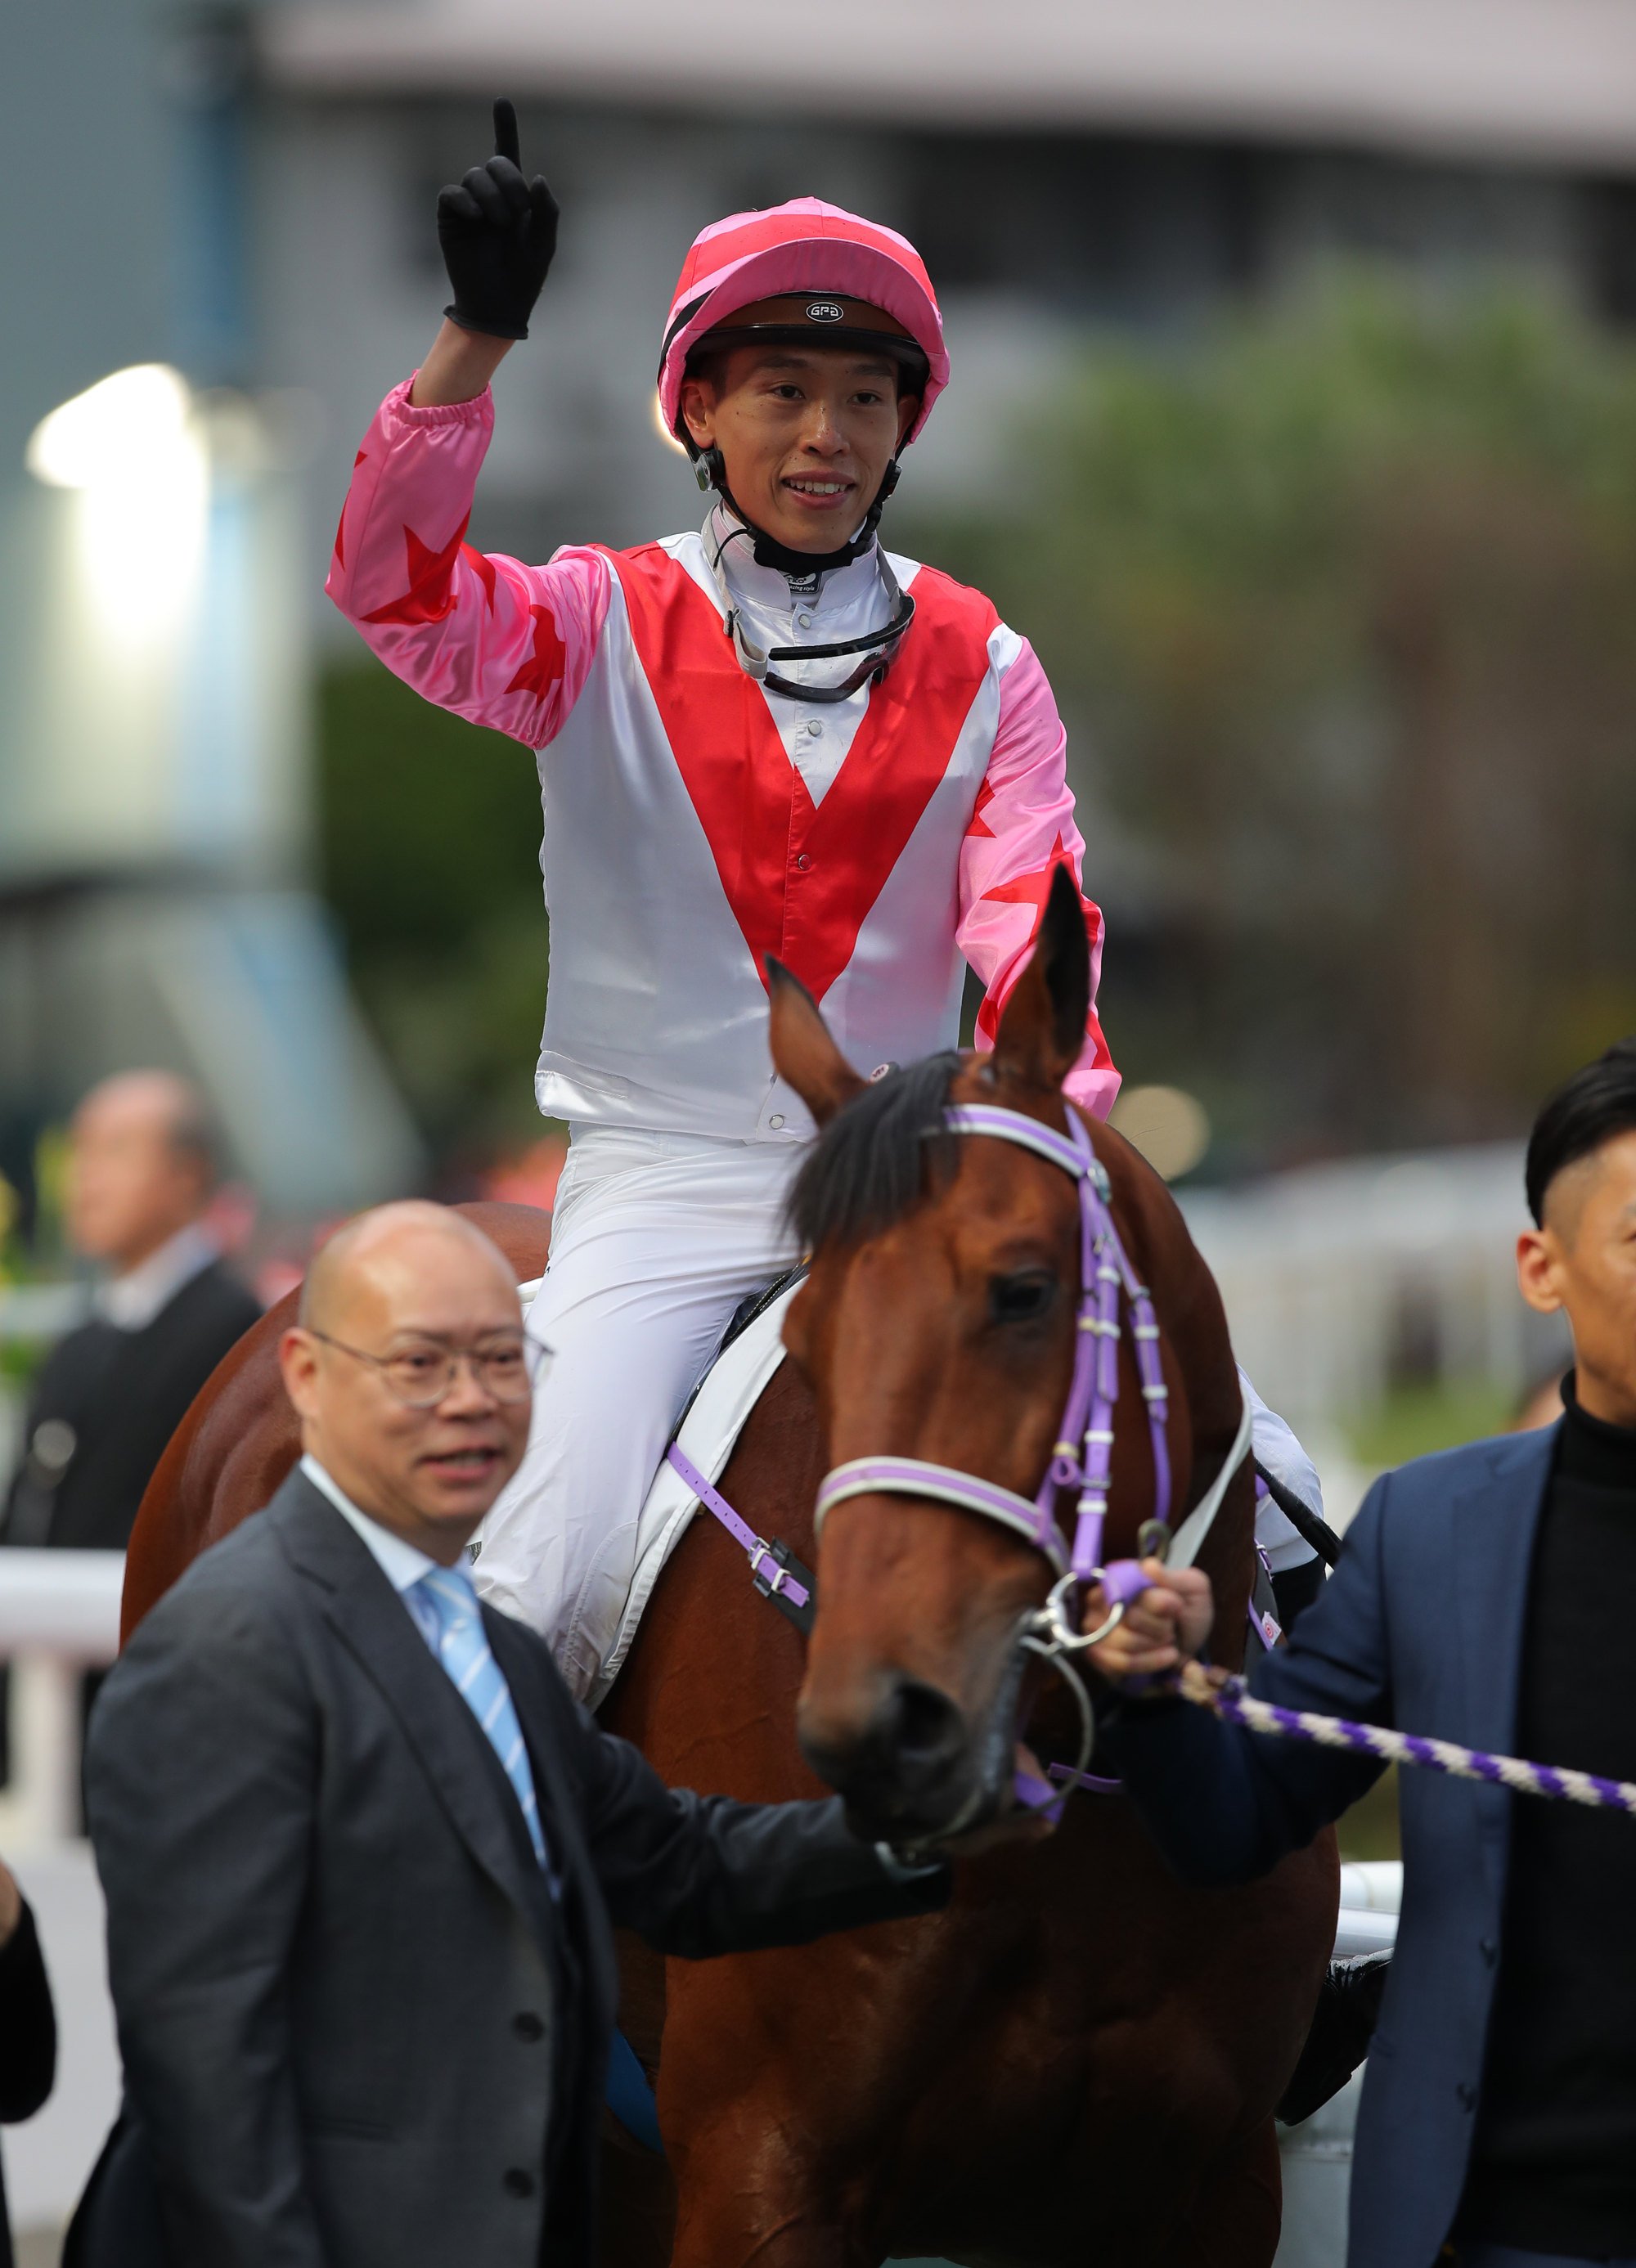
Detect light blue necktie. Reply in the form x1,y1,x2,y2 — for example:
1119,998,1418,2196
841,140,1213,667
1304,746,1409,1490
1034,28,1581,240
409,1565,552,1881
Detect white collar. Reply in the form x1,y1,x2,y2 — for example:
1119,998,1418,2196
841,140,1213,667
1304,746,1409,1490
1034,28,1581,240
299,1454,440,1594
704,503,884,618
96,1221,221,1332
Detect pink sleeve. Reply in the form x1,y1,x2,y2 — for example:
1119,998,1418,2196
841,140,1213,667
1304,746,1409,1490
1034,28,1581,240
325,378,610,748
956,637,1120,1120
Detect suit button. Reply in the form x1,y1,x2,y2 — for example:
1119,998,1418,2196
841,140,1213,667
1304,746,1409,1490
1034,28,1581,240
513,2011,544,2042
1479,1938,1498,1966
503,2167,536,2198
1456,2082,1476,2111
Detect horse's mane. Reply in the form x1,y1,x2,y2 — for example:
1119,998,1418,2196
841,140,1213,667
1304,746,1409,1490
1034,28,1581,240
787,1053,962,1252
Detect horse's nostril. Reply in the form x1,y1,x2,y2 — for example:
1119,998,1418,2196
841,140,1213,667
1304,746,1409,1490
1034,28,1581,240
879,1676,965,1774
798,1670,973,1829
793,1668,962,1805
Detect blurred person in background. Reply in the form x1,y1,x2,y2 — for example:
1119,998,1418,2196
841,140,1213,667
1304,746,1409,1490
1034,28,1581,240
1087,1037,1636,2268
0,1853,56,2268
1,1072,260,1553
327,101,1323,1702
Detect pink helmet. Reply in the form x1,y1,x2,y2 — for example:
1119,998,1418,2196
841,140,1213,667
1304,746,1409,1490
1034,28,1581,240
658,198,949,446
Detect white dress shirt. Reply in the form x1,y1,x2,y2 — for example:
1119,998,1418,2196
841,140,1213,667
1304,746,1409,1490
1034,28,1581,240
299,1454,440,1608
97,1221,220,1332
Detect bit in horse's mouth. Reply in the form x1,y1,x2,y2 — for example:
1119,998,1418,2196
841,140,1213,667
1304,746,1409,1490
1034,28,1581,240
958,1627,1037,1829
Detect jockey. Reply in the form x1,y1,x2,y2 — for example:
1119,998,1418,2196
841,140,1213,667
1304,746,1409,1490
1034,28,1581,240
327,105,1321,1699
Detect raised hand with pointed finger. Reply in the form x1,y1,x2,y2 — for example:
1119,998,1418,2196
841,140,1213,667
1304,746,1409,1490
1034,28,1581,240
436,98,559,341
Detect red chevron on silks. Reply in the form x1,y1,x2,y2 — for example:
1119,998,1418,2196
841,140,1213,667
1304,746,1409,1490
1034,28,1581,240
327,441,1114,1138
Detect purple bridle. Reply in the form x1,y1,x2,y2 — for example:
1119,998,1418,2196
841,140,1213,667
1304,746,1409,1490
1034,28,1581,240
814,1104,1174,1604
667,1097,1252,1825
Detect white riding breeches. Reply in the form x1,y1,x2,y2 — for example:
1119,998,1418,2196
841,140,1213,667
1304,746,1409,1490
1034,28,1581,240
474,1126,802,1700
473,1125,1323,1704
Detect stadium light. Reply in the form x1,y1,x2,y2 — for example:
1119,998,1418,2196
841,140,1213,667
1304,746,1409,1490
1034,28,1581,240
26,365,195,490
25,365,208,648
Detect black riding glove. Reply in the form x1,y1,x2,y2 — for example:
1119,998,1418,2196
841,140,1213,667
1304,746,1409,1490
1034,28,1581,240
436,99,559,341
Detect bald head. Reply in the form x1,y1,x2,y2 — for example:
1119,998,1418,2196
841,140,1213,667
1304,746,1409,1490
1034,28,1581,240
299,1201,518,1336
67,1070,221,1273
281,1202,532,1562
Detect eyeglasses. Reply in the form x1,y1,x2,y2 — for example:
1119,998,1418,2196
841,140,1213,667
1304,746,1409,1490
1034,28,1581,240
307,1330,550,1409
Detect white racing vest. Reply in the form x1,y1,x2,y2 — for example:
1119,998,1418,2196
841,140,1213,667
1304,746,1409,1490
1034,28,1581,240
533,533,1009,1143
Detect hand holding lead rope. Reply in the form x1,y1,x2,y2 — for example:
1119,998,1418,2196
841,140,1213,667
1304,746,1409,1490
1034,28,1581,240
1080,1558,1216,1681
437,99,560,341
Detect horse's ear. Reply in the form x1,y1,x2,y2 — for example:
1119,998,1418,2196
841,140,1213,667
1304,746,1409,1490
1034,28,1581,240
766,958,866,1126
990,865,1091,1092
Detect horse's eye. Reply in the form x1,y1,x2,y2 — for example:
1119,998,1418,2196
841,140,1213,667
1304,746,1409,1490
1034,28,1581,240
988,1270,1057,1326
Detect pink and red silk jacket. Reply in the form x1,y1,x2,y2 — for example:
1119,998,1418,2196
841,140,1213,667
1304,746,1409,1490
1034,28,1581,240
327,379,1117,1142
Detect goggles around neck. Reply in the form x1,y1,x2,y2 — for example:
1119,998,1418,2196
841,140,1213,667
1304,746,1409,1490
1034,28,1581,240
705,511,915,703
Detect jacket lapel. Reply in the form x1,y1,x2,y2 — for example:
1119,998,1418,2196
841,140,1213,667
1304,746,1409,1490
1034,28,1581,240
1450,1426,1555,1763
484,1610,618,2024
269,1477,552,1947
484,1613,597,1901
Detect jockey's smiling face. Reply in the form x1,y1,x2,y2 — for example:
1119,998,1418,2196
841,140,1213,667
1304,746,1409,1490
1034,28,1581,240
680,344,919,555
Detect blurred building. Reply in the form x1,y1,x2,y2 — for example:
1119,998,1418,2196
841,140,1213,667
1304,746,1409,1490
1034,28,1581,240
256,0,1636,590
0,3,421,1230
7,0,1636,1222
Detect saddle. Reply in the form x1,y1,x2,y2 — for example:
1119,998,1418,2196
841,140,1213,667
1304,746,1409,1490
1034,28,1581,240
586,1268,808,1711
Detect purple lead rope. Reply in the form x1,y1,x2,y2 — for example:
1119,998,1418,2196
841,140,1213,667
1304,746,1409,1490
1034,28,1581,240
1168,1657,1636,1817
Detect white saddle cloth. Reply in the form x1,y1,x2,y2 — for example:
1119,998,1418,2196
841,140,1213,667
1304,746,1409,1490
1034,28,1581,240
517,1275,803,1709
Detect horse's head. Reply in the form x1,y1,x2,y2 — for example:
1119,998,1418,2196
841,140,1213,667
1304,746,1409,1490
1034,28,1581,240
775,866,1147,1845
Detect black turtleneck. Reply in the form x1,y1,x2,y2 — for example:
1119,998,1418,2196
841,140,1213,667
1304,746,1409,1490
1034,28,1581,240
1461,1380,1636,2258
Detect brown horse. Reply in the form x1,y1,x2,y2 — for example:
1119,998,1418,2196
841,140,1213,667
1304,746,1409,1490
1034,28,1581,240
125,874,1335,2267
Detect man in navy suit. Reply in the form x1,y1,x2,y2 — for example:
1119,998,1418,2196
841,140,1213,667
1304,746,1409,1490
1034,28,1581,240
1093,1039,1636,2268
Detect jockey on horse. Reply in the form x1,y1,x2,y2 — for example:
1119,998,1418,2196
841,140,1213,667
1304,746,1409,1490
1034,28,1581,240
326,102,1323,1701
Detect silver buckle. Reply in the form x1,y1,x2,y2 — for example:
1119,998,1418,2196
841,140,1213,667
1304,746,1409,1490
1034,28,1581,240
748,1540,792,1597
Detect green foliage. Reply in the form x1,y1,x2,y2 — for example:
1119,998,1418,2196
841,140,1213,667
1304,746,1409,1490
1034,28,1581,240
915,271,1636,1164
316,662,551,1157
1343,1380,1518,1471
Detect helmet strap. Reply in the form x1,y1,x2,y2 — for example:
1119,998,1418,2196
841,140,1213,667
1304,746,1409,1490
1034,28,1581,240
692,446,902,577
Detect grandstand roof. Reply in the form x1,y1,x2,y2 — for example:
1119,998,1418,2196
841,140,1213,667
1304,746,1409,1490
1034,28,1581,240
261,0,1636,169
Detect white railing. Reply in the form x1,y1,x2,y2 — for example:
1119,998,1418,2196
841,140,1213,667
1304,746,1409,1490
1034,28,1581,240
1334,1859,1400,1956
0,1553,128,2236
0,1549,125,1847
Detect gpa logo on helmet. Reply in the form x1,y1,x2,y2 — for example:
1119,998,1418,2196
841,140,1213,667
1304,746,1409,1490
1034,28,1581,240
806,301,846,323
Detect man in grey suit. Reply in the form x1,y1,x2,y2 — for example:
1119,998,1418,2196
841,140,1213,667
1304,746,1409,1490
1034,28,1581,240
83,1201,964,2268
1088,1040,1636,2268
